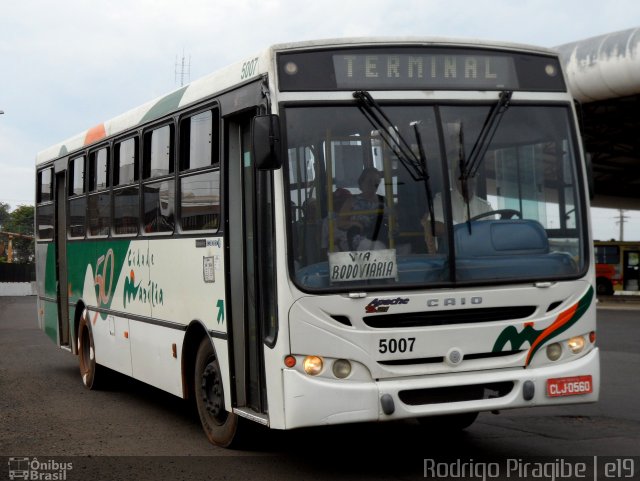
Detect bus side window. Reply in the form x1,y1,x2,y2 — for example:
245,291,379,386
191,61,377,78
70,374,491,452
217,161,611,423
113,137,140,236
142,124,175,235
88,147,110,238
68,155,87,239
179,107,221,232
36,167,54,240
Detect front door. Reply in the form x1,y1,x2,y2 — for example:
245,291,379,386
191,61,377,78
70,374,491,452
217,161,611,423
226,112,276,415
55,172,70,348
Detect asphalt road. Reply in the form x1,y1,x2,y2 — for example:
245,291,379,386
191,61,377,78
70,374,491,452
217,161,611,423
1,296,639,480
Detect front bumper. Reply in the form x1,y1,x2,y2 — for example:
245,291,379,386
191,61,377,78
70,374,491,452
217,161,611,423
282,348,599,429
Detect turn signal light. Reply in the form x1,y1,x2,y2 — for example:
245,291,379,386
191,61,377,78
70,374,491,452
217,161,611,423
284,355,296,368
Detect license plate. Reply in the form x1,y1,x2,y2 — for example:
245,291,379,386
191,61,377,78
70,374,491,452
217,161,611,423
546,375,593,397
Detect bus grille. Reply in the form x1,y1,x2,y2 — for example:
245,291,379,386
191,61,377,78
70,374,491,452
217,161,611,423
363,306,536,328
398,381,514,406
378,350,523,366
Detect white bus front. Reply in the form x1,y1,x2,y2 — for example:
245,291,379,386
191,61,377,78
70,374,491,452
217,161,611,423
275,43,598,430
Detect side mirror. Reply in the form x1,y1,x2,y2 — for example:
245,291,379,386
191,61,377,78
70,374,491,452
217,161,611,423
252,114,282,170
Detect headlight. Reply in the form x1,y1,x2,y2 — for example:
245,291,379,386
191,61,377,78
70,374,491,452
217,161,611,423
303,355,323,376
567,336,586,354
546,342,562,361
332,359,352,379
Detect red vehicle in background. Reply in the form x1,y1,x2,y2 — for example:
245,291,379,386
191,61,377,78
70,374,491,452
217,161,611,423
594,241,640,295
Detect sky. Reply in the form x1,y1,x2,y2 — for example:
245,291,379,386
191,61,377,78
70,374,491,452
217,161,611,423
1,0,639,240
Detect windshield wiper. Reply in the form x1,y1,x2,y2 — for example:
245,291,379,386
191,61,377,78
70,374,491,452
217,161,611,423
353,91,426,180
458,90,512,232
353,90,436,237
456,122,473,232
411,121,436,238
463,90,512,180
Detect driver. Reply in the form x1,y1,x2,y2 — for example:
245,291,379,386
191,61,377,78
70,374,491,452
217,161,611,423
422,167,493,253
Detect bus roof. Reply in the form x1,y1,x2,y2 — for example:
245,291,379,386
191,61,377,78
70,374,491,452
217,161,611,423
269,36,557,55
36,36,558,166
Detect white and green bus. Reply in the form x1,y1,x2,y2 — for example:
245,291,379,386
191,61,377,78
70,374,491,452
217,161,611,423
35,37,599,447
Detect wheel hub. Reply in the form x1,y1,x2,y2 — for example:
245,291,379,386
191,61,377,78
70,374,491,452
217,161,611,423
201,362,223,419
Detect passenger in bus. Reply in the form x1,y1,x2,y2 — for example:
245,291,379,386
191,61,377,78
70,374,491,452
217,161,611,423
321,188,352,253
422,168,492,253
338,167,389,251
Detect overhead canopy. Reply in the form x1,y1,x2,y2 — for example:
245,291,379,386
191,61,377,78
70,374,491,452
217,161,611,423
557,27,640,102
557,28,640,209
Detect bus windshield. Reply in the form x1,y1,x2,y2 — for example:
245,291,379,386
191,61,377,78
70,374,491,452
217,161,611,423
285,102,585,291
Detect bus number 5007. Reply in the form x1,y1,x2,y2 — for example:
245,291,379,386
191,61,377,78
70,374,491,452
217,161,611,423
241,57,259,80
379,337,415,354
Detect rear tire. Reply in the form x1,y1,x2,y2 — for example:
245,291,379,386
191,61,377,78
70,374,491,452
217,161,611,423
194,337,240,448
417,412,479,431
596,277,613,296
77,309,104,390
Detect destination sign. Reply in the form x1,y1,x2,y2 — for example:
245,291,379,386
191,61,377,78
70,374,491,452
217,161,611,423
333,53,517,89
329,249,398,284
277,47,565,92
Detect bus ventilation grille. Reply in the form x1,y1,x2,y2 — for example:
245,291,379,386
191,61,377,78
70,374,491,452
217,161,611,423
363,306,536,328
398,381,514,406
378,349,524,366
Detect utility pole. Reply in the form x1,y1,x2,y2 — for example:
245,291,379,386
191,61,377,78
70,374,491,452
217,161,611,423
0,231,34,263
615,209,629,241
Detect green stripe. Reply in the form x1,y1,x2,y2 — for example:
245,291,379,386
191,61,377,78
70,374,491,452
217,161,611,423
492,285,594,354
525,285,594,363
140,86,188,124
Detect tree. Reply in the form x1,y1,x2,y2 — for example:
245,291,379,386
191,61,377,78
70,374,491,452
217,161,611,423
0,201,10,229
2,205,35,263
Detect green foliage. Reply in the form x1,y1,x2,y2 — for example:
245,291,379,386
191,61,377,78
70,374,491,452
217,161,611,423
5,205,34,235
0,202,10,228
1,204,35,264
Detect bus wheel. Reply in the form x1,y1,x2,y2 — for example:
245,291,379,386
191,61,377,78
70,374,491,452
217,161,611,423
195,337,239,447
417,412,478,431
78,309,102,390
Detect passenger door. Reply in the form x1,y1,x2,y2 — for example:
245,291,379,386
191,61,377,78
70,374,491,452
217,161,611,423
55,171,70,348
226,112,276,416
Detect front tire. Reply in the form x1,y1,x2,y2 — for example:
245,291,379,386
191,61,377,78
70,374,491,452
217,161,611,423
77,309,103,390
596,277,613,296
194,337,240,447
